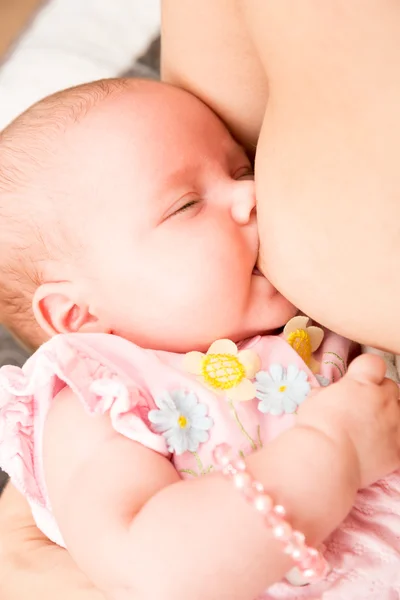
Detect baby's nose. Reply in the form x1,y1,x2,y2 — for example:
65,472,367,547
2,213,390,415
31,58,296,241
231,182,256,225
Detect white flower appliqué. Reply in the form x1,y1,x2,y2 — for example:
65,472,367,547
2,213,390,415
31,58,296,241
255,364,311,416
148,390,213,455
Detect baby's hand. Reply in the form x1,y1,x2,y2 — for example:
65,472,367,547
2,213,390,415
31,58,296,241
297,354,400,489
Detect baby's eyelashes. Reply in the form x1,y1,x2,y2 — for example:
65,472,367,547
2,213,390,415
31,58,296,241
173,198,201,216
162,193,203,221
234,167,254,181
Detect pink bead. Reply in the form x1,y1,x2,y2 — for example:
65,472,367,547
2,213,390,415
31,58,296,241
222,464,237,476
302,568,317,581
233,471,252,490
272,521,293,541
273,504,286,517
243,485,257,502
283,537,306,560
297,553,327,582
265,512,281,528
253,493,273,515
301,556,328,582
233,458,246,471
253,480,265,493
290,544,308,562
213,443,232,467
215,442,328,581
283,542,295,556
292,530,306,545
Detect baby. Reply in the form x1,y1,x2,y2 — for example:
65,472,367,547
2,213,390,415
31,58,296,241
0,78,400,600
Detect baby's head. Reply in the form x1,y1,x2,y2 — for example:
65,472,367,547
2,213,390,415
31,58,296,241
0,78,296,352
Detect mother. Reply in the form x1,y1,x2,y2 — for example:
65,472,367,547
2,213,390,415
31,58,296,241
2,2,400,599
163,1,400,352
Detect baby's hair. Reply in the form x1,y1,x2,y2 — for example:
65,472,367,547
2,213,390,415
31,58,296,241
0,78,130,349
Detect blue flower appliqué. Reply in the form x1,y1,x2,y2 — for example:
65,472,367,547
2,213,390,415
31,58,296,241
148,390,213,455
255,364,311,416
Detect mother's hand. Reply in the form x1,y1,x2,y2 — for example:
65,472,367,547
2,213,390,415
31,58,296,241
0,483,104,600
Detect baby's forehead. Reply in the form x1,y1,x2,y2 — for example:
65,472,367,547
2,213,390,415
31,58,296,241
68,81,233,170
81,81,220,136
1,78,235,225
2,78,227,181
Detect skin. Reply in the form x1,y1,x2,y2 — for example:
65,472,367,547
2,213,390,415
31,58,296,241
162,0,400,352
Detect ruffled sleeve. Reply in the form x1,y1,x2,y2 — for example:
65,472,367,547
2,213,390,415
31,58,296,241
89,377,170,453
0,334,169,507
0,365,39,502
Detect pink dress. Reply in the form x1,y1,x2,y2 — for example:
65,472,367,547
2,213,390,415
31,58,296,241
0,330,399,599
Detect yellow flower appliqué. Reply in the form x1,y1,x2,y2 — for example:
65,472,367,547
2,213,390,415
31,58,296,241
283,316,324,372
183,339,261,402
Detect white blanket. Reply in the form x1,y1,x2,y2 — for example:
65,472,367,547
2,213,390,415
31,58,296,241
0,0,160,130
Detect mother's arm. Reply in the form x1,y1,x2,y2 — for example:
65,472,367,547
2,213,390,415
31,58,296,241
161,0,267,154
0,483,104,600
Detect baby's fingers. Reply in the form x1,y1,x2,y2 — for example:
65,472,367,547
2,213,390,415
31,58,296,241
381,377,400,402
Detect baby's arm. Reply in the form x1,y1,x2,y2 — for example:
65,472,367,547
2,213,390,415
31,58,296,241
43,387,358,600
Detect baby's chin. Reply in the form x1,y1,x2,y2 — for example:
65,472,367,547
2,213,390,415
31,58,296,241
268,294,298,330
251,273,298,332
223,304,296,346
256,297,298,337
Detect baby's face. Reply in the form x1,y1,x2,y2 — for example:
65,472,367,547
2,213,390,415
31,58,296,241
64,83,296,351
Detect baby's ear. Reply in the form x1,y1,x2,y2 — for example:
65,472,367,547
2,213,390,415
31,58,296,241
33,282,105,337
